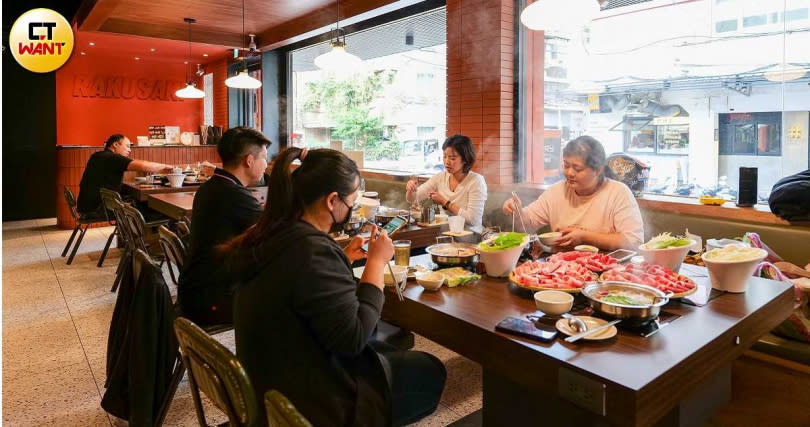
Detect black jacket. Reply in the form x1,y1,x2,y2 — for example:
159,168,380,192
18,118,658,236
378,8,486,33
102,254,178,425
178,168,262,323
233,221,391,427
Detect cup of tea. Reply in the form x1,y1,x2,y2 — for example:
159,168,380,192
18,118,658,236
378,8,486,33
393,240,412,266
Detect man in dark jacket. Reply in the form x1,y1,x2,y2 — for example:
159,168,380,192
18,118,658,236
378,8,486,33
178,127,270,325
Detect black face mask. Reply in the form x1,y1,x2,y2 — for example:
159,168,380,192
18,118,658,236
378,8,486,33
329,196,354,234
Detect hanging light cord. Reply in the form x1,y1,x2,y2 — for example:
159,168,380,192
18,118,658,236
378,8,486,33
186,19,192,84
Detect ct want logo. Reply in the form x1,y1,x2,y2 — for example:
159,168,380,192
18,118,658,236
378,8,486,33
10,8,74,73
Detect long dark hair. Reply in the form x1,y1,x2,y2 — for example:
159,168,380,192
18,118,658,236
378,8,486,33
228,147,360,250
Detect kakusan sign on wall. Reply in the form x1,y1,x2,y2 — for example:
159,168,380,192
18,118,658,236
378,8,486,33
72,75,187,101
56,40,201,146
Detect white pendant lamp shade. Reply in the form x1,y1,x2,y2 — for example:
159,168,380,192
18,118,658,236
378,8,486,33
764,63,806,82
176,17,205,99
314,42,363,71
225,70,262,89
520,0,601,32
175,82,205,98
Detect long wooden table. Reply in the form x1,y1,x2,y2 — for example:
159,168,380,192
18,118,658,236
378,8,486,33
147,187,268,220
382,254,794,426
122,181,202,202
337,223,448,250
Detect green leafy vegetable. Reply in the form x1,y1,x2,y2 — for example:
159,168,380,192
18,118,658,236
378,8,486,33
478,232,527,252
645,232,691,249
600,295,645,306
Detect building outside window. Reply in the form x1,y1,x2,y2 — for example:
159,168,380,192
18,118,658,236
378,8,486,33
519,0,810,203
289,8,447,173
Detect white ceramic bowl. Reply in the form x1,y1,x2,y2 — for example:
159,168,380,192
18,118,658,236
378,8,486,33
383,264,409,286
538,231,562,246
435,213,449,223
534,290,574,316
701,248,767,293
416,272,444,291
166,173,185,188
637,239,695,273
184,175,197,183
478,235,530,277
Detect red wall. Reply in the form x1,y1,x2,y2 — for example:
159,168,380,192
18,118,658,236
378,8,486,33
55,44,202,145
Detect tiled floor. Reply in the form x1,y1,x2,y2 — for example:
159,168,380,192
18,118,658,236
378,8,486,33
2,219,482,426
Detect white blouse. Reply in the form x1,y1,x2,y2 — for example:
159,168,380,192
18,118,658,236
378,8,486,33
407,171,488,233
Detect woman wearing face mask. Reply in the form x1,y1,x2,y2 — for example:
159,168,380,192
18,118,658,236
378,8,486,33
405,134,488,233
226,147,446,427
503,136,643,251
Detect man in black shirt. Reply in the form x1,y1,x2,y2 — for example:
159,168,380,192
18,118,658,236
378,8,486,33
77,134,173,215
178,127,270,325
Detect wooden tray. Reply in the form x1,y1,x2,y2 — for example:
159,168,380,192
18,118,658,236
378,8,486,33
416,221,446,228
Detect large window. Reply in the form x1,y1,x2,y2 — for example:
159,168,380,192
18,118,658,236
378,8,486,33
289,8,447,173
519,0,810,203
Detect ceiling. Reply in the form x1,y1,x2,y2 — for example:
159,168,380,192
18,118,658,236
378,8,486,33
73,30,232,65
75,0,399,52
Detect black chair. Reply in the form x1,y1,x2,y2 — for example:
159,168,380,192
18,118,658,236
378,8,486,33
174,317,263,427
98,188,127,268
62,186,107,265
110,200,168,292
158,225,187,287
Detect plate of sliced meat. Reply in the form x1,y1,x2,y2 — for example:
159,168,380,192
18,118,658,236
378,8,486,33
599,262,697,298
509,260,598,292
546,251,619,273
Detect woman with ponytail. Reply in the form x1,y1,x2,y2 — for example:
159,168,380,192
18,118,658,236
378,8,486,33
228,147,446,426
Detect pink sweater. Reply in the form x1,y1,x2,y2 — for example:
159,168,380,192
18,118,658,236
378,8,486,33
520,179,644,248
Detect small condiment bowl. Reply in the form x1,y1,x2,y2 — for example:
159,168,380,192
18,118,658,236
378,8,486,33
416,272,444,291
538,231,562,246
383,264,409,286
534,290,574,316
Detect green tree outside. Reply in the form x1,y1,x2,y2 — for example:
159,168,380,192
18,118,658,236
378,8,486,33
302,71,401,160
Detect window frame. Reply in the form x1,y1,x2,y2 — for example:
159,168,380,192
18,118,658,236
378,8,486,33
719,112,782,157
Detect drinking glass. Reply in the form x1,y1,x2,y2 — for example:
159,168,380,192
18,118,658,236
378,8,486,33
393,240,412,266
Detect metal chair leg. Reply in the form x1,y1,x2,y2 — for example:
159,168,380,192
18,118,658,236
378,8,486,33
110,247,130,292
66,225,88,265
61,225,80,257
98,227,116,267
154,356,186,426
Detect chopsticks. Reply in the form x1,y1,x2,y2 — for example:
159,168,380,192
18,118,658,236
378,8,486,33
564,319,621,343
511,192,528,232
386,262,406,301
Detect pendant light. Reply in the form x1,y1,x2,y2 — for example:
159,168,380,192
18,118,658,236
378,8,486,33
176,18,205,99
313,0,363,71
520,0,602,33
226,0,262,89
763,63,806,82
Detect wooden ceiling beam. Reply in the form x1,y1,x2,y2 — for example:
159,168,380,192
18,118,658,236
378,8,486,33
99,18,245,48
257,0,395,50
76,0,123,31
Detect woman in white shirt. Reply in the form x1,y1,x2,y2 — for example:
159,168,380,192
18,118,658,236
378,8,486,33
503,136,643,250
406,135,488,233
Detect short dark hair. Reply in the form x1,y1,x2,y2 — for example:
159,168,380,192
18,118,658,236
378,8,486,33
442,134,476,173
104,134,126,149
217,127,272,168
563,135,606,172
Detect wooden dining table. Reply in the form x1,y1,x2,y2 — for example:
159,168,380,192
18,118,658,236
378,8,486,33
336,223,448,250
146,186,268,220
381,254,794,427
121,180,202,202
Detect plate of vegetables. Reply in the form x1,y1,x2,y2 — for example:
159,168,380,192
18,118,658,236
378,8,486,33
637,232,696,273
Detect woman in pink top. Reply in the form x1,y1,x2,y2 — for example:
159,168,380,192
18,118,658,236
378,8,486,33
503,136,643,251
